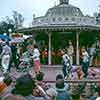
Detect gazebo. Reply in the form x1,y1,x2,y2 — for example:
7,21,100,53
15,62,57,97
16,0,100,65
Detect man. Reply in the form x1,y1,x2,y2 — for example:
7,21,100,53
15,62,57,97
81,47,89,78
55,74,70,100
61,49,71,79
12,74,50,100
67,40,74,65
1,42,12,73
96,86,100,100
9,43,19,71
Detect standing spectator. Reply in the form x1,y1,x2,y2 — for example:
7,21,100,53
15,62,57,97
9,43,19,71
32,44,41,73
55,74,70,100
81,47,89,77
1,42,12,73
61,49,71,79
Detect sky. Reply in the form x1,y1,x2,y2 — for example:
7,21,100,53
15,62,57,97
0,0,100,25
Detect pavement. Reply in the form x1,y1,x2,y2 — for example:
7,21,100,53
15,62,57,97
0,65,100,81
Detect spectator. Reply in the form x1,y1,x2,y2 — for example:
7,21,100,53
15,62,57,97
95,86,100,100
76,66,84,79
55,74,70,100
0,81,13,100
3,74,14,92
46,88,57,100
1,42,12,73
12,74,50,100
35,72,47,90
3,95,25,100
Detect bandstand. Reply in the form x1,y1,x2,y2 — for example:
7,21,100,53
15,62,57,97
16,0,100,66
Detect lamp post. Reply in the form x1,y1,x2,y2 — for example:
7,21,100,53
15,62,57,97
8,28,12,37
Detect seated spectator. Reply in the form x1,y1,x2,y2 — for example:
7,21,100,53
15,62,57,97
12,74,50,100
0,81,13,100
76,67,84,80
69,66,84,80
3,95,25,100
46,88,57,100
95,86,100,100
36,72,48,90
3,74,14,92
90,85,100,100
55,74,70,100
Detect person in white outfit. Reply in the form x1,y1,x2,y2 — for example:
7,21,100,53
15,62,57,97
89,44,96,67
0,42,12,73
32,44,40,73
81,47,89,77
67,41,74,65
61,49,71,79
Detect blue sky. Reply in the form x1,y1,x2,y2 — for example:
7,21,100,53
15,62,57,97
0,0,100,24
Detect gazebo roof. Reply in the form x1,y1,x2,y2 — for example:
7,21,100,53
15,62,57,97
16,0,100,33
45,4,84,17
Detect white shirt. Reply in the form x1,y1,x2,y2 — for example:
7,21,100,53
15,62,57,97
82,51,89,62
67,45,74,56
89,47,95,56
1,45,12,56
96,97,100,100
62,54,70,65
33,48,40,61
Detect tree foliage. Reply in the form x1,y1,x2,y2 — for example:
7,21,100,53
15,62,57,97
0,11,24,33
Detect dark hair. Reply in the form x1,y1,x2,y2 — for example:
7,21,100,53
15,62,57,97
96,86,100,96
3,74,12,86
56,74,64,89
56,74,64,80
36,72,44,81
34,44,38,48
12,74,35,96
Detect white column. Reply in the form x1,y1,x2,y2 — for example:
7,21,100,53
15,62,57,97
76,32,80,65
48,32,52,65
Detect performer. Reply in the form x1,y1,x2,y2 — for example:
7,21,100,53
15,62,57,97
61,49,71,79
41,47,48,64
1,42,12,73
32,44,41,73
67,40,74,65
81,47,89,77
89,44,96,67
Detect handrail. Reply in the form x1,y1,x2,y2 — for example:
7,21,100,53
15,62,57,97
43,80,100,83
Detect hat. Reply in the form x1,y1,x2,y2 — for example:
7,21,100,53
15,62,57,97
0,82,7,92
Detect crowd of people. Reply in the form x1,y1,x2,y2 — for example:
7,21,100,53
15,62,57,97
0,38,100,100
0,72,100,100
0,40,41,74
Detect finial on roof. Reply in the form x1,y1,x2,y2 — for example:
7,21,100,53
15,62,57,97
60,0,69,4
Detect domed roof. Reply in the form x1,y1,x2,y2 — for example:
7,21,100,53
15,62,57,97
45,1,84,17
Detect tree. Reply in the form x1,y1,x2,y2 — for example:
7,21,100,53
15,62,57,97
94,5,100,25
12,11,24,28
0,11,24,34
